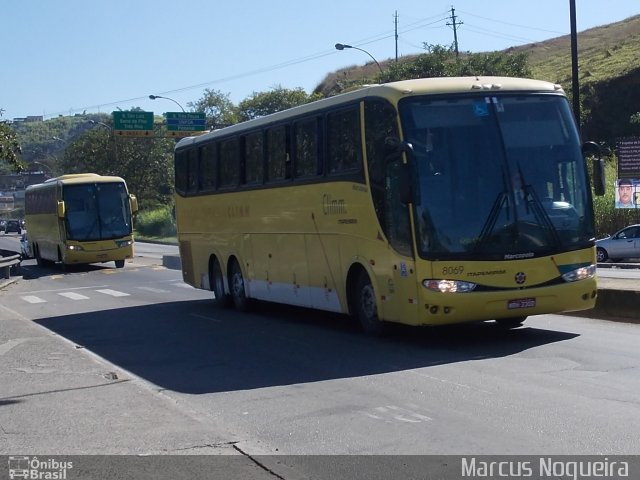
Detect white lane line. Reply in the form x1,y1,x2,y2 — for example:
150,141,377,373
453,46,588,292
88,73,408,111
95,289,130,297
21,296,47,304
137,286,170,294
58,292,90,300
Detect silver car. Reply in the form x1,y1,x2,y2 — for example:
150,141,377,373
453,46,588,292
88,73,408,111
595,224,640,262
20,231,33,259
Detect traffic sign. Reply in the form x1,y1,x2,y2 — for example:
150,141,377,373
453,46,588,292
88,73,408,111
166,112,206,132
165,130,206,138
113,111,154,135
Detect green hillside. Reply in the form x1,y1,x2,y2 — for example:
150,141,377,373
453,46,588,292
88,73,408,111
315,15,640,144
520,15,640,86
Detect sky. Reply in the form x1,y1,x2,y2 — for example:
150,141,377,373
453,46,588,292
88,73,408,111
2,0,638,120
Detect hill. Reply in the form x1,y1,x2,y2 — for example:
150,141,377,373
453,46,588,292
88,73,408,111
315,15,640,144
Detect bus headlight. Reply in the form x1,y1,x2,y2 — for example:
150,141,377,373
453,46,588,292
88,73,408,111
66,245,84,251
422,279,477,293
116,240,132,248
561,264,596,282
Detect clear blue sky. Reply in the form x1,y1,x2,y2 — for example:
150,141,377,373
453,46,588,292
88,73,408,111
2,0,638,120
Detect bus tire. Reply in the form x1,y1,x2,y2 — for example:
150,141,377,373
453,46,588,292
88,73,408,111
354,270,385,336
229,259,251,312
210,258,229,308
115,259,125,268
495,316,526,329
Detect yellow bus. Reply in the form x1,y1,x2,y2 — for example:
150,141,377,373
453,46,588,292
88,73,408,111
25,173,138,268
174,77,604,334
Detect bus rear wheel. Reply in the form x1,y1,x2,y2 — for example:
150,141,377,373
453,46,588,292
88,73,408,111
354,271,385,336
495,316,526,329
229,259,251,312
115,259,125,268
210,258,229,308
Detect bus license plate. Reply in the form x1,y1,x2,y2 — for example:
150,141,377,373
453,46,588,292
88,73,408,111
507,297,536,309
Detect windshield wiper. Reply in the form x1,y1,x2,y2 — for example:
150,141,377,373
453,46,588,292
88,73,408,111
516,165,561,246
474,191,507,251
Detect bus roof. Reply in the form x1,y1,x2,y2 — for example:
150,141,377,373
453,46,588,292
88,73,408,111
26,173,127,191
177,76,564,149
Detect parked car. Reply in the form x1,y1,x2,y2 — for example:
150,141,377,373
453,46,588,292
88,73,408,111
4,219,22,234
595,224,640,262
20,231,33,259
0,219,5,232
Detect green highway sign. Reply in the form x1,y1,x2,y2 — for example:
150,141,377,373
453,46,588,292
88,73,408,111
166,112,206,132
113,111,154,134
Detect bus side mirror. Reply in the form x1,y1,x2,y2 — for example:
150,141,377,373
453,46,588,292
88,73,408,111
57,201,65,218
582,141,605,196
129,194,139,214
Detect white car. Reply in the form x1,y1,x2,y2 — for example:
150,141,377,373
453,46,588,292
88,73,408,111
595,224,640,262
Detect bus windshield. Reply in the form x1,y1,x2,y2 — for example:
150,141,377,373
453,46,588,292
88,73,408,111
63,182,132,241
400,94,595,261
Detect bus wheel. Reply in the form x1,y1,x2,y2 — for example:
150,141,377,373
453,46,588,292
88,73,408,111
115,260,125,268
229,260,250,312
35,245,45,267
354,271,385,336
495,317,526,329
210,258,229,308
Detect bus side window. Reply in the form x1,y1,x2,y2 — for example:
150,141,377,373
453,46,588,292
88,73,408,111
327,106,362,174
187,149,198,194
244,131,264,185
364,99,400,242
219,138,240,188
199,143,217,192
293,117,320,179
175,150,188,195
266,125,290,182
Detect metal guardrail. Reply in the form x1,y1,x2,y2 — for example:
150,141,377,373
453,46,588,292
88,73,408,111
0,254,20,279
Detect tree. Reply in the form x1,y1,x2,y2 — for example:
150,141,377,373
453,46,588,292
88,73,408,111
187,89,238,130
237,86,319,121
379,44,531,84
0,109,24,172
59,124,174,207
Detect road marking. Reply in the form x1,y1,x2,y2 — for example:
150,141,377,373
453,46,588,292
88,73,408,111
58,292,90,300
362,405,433,424
137,286,170,294
95,289,130,297
21,296,46,304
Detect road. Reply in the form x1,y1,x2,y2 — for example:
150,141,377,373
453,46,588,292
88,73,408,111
1,237,639,478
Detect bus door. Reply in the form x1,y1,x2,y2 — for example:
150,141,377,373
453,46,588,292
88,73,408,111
383,159,419,323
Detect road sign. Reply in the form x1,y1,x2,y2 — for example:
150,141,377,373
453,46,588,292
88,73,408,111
113,111,154,135
166,112,206,132
165,130,206,138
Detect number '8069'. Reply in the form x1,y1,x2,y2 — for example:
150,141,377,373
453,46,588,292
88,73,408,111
442,266,464,275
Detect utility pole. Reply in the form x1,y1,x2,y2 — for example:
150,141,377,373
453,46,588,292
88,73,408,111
569,0,581,134
447,6,462,57
394,10,399,62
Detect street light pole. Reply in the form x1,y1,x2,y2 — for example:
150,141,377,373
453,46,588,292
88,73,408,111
149,94,186,113
335,43,383,75
88,120,119,164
